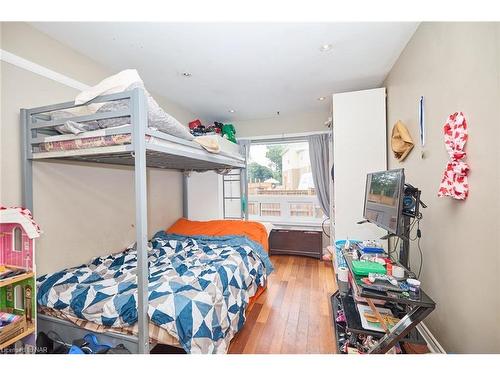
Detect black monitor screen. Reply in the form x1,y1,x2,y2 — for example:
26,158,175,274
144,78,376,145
363,169,404,234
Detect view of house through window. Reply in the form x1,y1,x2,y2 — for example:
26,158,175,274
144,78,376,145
247,140,324,224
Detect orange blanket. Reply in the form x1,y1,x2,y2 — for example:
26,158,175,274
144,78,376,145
166,218,269,251
166,218,269,309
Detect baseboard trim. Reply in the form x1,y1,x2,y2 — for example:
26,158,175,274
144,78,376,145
417,322,446,354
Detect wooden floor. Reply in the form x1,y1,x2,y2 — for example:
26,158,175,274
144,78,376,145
228,255,337,354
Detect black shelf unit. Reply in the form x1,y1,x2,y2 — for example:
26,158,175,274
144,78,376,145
343,250,435,309
337,292,385,337
331,291,426,344
330,293,343,354
330,247,436,354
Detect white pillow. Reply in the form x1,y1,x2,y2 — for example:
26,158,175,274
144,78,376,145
75,69,143,105
50,110,100,134
95,82,194,141
75,70,194,141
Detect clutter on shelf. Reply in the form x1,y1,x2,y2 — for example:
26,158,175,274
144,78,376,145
331,238,435,354
332,294,401,354
188,119,238,143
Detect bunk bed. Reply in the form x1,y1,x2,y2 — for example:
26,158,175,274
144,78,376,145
20,87,263,354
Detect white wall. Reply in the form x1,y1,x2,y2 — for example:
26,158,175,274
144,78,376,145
384,22,500,353
234,110,329,138
0,22,195,275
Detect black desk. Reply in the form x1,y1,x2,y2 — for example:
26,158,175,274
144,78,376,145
332,248,436,354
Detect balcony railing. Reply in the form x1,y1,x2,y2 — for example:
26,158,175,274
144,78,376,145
248,194,324,224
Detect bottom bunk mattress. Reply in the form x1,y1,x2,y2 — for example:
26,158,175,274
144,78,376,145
38,305,181,348
37,232,273,353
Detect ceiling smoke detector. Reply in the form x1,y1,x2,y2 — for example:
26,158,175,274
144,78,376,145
182,72,192,78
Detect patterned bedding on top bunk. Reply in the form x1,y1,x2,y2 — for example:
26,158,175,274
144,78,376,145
37,232,273,354
35,133,133,152
33,132,240,156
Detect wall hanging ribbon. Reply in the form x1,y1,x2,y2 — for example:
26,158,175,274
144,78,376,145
419,96,426,158
438,112,469,200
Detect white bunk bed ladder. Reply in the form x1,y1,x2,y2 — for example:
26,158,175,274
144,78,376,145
222,169,248,220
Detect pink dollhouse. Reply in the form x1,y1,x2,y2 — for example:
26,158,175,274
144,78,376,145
0,207,40,352
0,207,40,271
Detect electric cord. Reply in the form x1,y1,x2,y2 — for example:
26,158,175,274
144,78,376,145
416,236,424,279
388,236,399,257
414,218,423,278
407,218,418,269
322,217,330,238
388,217,424,278
409,213,423,241
388,218,417,256
388,233,402,266
408,217,424,278
410,222,419,240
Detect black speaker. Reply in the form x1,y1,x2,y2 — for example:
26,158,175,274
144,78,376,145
403,184,425,217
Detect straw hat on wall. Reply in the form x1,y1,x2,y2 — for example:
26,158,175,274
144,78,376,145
391,120,414,162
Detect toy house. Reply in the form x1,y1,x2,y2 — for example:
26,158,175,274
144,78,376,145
0,207,40,352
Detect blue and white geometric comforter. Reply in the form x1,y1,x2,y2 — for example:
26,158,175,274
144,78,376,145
37,232,273,353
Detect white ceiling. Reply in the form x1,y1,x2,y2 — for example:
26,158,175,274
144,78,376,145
31,22,418,121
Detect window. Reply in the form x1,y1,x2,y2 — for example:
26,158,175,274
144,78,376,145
13,227,22,252
14,285,24,310
247,140,324,224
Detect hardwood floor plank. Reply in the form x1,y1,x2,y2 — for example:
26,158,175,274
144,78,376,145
280,281,302,351
257,269,289,324
229,302,263,353
242,321,265,353
268,269,296,353
254,308,280,353
229,255,336,354
295,260,311,353
306,261,321,353
281,255,294,281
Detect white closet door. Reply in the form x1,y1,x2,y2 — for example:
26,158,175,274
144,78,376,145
333,88,387,242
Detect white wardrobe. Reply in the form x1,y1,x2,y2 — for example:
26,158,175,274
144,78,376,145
330,87,388,243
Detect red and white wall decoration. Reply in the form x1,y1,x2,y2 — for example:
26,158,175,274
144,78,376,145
438,112,470,200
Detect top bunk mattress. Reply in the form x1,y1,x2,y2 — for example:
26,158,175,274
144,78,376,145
32,126,243,158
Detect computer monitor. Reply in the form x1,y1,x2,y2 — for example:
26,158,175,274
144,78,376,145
363,169,405,235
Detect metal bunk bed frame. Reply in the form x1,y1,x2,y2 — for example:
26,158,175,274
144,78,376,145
20,87,248,354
